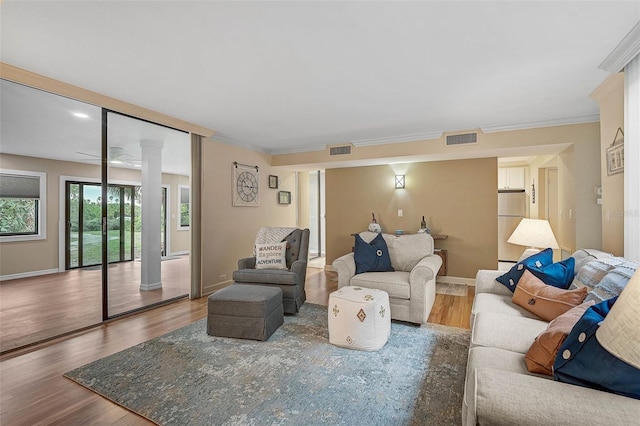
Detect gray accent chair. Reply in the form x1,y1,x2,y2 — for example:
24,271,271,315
233,228,310,314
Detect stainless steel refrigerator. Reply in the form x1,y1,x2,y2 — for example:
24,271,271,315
498,190,527,262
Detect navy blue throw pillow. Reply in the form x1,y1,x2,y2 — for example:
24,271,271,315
527,257,576,289
496,248,553,292
554,297,640,399
354,233,394,274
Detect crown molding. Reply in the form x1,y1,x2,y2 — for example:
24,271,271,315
351,131,443,147
210,134,271,154
481,114,600,133
600,21,640,73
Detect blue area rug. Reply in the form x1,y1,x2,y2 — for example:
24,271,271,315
65,303,470,425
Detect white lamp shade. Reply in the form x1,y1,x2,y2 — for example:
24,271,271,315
596,268,640,369
507,218,559,249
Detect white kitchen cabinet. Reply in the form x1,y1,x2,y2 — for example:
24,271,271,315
498,167,525,190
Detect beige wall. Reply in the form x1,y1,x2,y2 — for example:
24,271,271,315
199,139,297,294
592,73,625,255
274,124,590,168
162,173,191,254
2,64,609,284
0,153,190,277
282,123,602,269
325,158,498,278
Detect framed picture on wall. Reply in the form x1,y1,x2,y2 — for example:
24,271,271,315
268,175,279,189
278,191,291,205
606,128,624,176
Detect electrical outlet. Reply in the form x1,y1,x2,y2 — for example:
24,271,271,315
569,209,573,220
398,209,403,217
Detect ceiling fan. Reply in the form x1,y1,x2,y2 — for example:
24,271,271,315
76,147,141,167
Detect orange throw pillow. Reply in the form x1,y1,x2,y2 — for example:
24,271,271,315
512,270,588,321
525,300,596,375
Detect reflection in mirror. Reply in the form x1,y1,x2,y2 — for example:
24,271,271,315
0,79,103,352
106,112,190,317
0,79,192,353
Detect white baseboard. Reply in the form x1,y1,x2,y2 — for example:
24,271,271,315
140,282,162,291
436,276,476,286
169,250,189,257
0,268,59,282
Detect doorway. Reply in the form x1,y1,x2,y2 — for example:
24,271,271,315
66,182,137,269
546,168,559,260
308,171,326,266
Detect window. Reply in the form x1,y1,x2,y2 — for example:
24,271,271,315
0,170,47,242
178,185,190,230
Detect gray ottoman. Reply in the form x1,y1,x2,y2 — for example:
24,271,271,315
207,284,284,341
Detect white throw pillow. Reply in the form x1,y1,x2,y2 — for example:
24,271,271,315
255,242,288,270
596,268,640,369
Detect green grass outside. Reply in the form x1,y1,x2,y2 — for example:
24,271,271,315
69,230,144,267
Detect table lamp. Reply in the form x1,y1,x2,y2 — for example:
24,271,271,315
507,218,559,258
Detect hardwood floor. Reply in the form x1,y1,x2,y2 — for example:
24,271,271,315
0,256,190,353
0,267,474,426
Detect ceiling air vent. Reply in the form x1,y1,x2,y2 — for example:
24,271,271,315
330,145,352,156
446,133,477,146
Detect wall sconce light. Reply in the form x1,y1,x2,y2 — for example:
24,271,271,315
395,175,405,189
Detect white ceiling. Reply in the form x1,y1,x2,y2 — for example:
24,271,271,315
1,1,639,157
0,80,192,176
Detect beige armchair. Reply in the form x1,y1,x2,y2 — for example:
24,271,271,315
332,231,441,324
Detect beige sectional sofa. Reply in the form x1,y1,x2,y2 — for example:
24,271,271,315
463,249,640,425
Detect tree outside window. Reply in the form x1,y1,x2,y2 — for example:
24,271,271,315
0,170,46,241
178,185,189,230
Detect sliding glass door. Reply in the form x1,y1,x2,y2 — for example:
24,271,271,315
66,182,140,269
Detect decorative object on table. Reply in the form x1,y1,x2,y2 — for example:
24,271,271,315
368,212,381,233
65,303,470,426
268,174,279,189
232,162,259,207
606,127,624,176
278,190,291,204
418,215,431,234
394,230,404,236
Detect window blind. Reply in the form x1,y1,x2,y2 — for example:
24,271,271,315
0,174,41,198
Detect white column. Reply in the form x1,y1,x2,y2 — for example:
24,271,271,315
625,54,640,261
140,139,164,290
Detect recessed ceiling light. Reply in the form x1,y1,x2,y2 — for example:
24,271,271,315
110,160,123,165
72,112,89,119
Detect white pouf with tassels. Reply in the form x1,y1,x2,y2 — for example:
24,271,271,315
328,286,391,351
